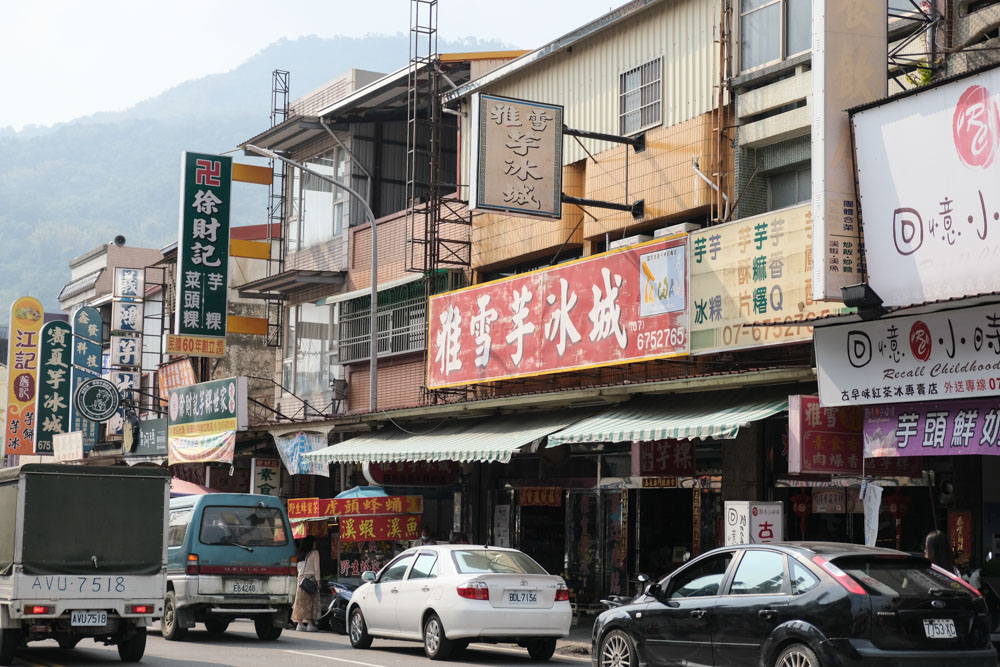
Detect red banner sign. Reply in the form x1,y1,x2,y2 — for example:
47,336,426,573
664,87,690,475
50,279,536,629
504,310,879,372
340,514,421,542
634,440,696,476
287,495,423,520
518,487,562,507
788,395,921,476
949,510,972,566
365,461,459,487
427,236,689,388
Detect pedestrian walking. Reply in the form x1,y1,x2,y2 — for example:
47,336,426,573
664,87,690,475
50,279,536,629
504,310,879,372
924,530,958,575
292,536,321,632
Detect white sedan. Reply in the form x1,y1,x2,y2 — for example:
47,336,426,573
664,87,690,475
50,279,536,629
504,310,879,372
347,544,572,660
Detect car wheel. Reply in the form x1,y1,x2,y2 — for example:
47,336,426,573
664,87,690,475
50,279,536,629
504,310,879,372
349,608,373,649
117,626,146,663
527,637,557,660
254,615,283,640
423,613,455,660
204,617,230,634
160,591,187,641
0,629,18,666
775,643,821,667
599,629,637,667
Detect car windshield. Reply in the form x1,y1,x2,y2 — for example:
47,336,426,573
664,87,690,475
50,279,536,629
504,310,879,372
452,549,547,575
199,506,289,547
837,557,973,598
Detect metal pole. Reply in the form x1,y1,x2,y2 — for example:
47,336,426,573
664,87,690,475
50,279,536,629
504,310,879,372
245,144,379,413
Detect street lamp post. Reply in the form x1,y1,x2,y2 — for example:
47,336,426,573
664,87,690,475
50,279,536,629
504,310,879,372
245,144,379,413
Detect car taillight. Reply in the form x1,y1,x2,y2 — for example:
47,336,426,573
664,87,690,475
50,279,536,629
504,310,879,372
186,553,200,575
128,604,153,614
288,556,298,576
555,585,570,602
25,606,50,615
931,563,982,597
457,580,490,601
812,555,867,596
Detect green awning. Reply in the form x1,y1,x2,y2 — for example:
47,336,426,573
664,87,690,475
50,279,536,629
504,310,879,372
545,389,789,445
303,412,583,465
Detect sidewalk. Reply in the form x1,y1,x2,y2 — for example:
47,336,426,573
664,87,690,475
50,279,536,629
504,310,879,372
555,619,593,657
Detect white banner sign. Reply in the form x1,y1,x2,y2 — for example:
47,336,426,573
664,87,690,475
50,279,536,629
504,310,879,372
863,482,883,547
853,65,1000,307
724,501,783,546
816,303,1000,406
52,431,84,463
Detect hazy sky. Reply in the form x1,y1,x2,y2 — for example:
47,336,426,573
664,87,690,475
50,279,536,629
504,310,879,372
1,0,620,130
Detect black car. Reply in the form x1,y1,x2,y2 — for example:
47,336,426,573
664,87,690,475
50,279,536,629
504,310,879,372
592,542,996,667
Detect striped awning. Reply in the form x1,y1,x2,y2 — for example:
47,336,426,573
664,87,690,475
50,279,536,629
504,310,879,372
545,389,790,445
303,412,583,465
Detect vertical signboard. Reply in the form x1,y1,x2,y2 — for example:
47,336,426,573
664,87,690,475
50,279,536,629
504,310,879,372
250,458,281,496
811,0,886,300
725,501,784,546
469,94,563,219
34,320,72,454
69,306,102,451
5,297,43,457
171,151,231,355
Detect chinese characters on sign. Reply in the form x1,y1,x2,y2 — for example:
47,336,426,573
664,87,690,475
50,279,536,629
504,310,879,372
339,515,421,543
33,321,72,454
5,297,43,456
518,487,562,507
251,458,280,496
174,152,231,345
427,236,688,388
633,440,696,476
816,304,1000,406
863,397,1000,458
852,66,1000,307
364,461,458,486
69,305,102,451
287,495,424,520
949,510,973,566
274,431,330,477
131,418,168,457
690,205,849,354
725,501,783,546
157,358,196,407
470,94,563,219
167,376,247,466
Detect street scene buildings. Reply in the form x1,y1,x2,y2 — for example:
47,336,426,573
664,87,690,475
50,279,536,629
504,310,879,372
7,0,1000,663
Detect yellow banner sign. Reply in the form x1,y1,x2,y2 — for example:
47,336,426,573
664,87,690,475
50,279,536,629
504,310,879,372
6,297,44,456
689,205,848,354
166,334,226,358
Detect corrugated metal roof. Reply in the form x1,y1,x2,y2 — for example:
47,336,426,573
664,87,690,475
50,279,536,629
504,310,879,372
546,388,789,445
303,411,584,464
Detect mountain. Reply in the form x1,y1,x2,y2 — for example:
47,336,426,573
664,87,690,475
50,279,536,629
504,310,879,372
0,34,505,313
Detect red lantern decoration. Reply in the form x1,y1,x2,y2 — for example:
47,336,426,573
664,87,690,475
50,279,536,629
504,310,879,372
791,491,811,538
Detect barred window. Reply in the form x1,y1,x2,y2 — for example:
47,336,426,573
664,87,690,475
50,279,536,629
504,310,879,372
619,57,662,136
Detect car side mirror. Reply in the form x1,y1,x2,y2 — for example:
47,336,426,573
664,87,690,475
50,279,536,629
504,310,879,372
646,582,662,598
361,571,376,582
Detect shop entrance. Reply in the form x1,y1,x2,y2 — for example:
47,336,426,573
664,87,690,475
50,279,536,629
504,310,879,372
634,488,694,580
518,504,565,576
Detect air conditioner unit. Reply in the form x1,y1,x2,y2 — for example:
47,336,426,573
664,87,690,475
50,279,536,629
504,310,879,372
608,234,652,250
654,222,701,238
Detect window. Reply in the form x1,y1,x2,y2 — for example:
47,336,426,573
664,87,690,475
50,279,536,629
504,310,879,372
619,57,662,135
451,550,548,575
199,506,289,547
729,550,787,595
282,303,331,395
290,148,349,250
668,553,733,599
408,553,439,580
167,508,193,548
837,557,976,598
768,166,811,210
339,280,427,364
740,0,812,72
790,559,820,595
379,554,415,583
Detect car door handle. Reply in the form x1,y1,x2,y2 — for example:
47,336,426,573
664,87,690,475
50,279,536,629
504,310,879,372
421,586,431,592
689,609,707,619
390,587,399,594
758,609,777,620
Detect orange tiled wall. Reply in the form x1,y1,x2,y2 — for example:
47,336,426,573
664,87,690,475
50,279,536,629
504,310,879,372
347,355,426,412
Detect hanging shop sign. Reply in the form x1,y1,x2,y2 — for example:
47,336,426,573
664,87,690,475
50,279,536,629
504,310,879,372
724,501,783,546
427,236,688,388
172,151,232,353
469,93,563,219
168,431,235,466
52,431,84,463
250,458,280,496
113,266,145,299
167,376,247,439
339,514,421,543
863,396,1000,458
363,461,459,487
69,305,102,452
5,296,43,456
690,205,849,354
111,299,143,334
287,495,423,520
518,487,562,507
274,431,330,477
633,439,696,477
158,358,196,406
104,370,139,438
33,320,71,454
73,377,120,422
852,65,1000,307
812,488,846,514
811,0,884,300
130,418,168,457
816,303,1000,407
949,510,973,566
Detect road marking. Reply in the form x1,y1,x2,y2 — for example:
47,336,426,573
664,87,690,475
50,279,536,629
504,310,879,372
284,650,386,666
